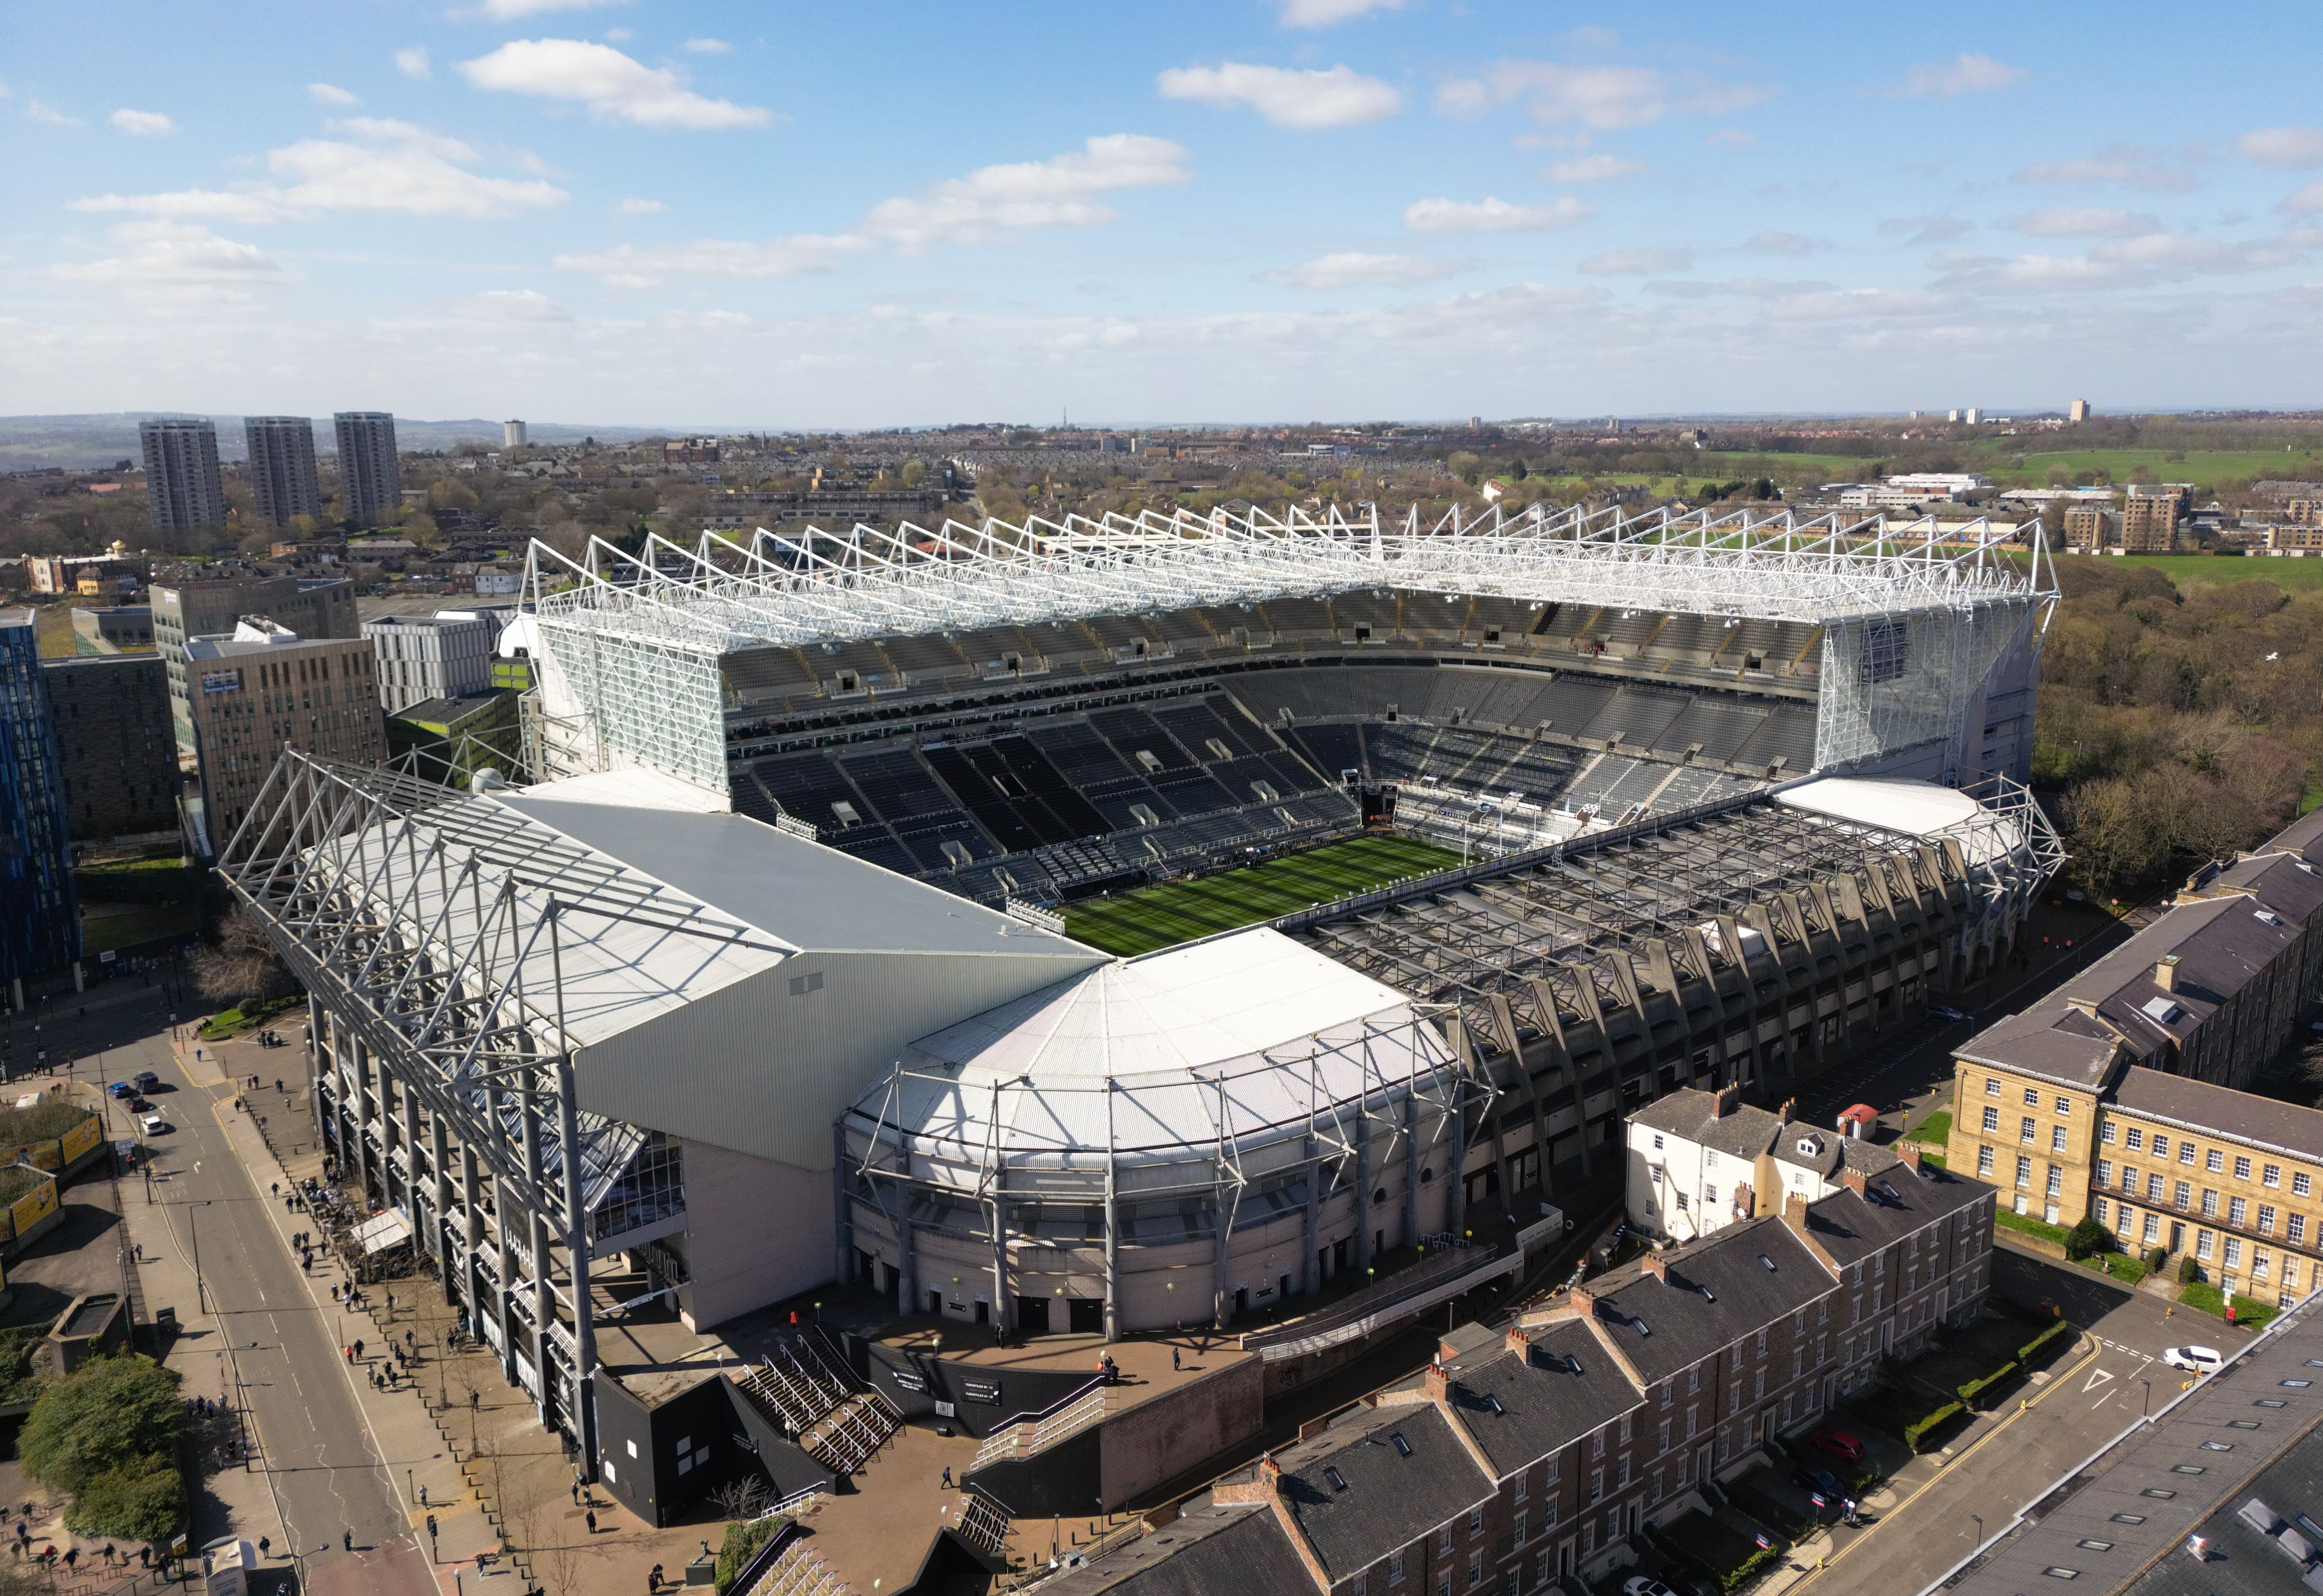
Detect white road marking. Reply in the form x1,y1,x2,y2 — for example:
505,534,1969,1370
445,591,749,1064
2082,1367,2115,1393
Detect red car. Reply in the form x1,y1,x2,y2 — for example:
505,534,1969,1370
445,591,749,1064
1810,1427,1864,1464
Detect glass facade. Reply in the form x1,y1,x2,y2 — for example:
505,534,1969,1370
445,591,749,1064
0,615,81,983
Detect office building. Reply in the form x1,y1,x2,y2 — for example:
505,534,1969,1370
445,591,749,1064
2069,398,2093,423
333,412,402,526
71,607,154,655
139,418,226,531
243,416,323,528
0,612,81,992
41,656,178,843
362,610,498,714
151,576,358,744
1947,807,2323,1303
182,622,383,853
503,420,527,450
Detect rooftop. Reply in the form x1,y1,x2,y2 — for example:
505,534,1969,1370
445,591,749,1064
2109,1068,2323,1166
1578,1216,1837,1384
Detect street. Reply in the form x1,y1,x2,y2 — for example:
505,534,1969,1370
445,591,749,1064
20,981,433,1596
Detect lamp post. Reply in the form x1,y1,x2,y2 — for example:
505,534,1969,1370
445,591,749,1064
2142,1378,2153,1417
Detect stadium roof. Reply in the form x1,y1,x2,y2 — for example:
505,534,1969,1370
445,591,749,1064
524,502,2051,657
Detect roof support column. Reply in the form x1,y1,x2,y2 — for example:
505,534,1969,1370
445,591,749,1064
830,1122,855,1291
488,1081,516,1386
458,1139,482,1332
1354,1076,1373,1277
401,1078,424,1230
987,1194,1010,1338
555,1051,598,1479
1102,1082,1120,1343
521,1078,552,1417
429,1108,450,1269
348,1037,375,1206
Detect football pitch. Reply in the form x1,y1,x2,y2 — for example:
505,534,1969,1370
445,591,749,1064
1062,832,1468,957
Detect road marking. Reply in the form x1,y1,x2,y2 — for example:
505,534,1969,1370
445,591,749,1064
2082,1367,2115,1393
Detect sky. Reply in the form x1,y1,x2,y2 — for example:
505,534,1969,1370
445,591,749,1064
5,1,2323,429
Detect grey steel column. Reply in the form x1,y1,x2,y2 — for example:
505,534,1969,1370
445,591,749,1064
458,1140,483,1324
429,1112,451,1266
1101,1080,1120,1342
1301,1132,1320,1297
348,1039,373,1202
1353,1102,1373,1275
1401,1087,1419,1252
402,1081,423,1227
556,1055,598,1475
987,1195,1009,1335
520,1084,552,1413
491,1081,518,1383
1447,1069,1469,1243
831,1123,854,1287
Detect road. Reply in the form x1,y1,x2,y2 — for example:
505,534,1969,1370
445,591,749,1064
1803,1244,2218,1596
20,982,433,1596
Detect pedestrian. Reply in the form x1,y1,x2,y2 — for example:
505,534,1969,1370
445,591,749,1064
1171,1345,1181,1372
344,1530,353,1554
139,1547,149,1568
941,1466,953,1489
418,1484,427,1507
270,1182,278,1199
470,1389,480,1411
354,1338,365,1360
586,1510,597,1535
103,1544,114,1565
570,1480,580,1506
650,1563,664,1593
62,1548,75,1571
257,1537,268,1559
387,1291,395,1317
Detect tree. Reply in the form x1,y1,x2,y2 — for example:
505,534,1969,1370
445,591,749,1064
190,907,294,1013
2064,1215,2113,1262
22,1355,185,1541
1446,451,1481,485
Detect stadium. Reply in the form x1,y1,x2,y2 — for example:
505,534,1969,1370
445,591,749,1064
221,501,2062,1484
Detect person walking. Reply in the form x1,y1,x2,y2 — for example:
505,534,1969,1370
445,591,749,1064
941,1466,953,1489
257,1537,269,1559
585,1510,597,1535
344,1531,353,1554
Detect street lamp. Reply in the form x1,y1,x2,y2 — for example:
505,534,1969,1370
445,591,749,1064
2142,1379,2153,1417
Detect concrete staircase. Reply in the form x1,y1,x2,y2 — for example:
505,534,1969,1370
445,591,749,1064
731,1334,904,1479
741,1540,849,1596
969,1383,1111,1471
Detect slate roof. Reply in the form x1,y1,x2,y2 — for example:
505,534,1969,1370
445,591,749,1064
2109,1067,2323,1164
1270,1403,1494,1582
1580,1216,1837,1384
1030,1502,1315,1596
1631,1088,1785,1160
1793,1159,1994,1268
1771,1125,1846,1179
1438,1317,1647,1478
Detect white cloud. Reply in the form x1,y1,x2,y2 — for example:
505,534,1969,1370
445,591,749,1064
308,82,361,107
1156,62,1399,129
395,47,432,80
1879,214,1970,244
467,288,571,321
1579,247,1691,275
1547,154,1646,182
2009,206,2163,239
616,196,666,214
681,38,732,55
1706,128,1754,147
2015,143,2196,193
1743,230,1819,255
859,134,1191,250
71,118,568,222
1279,0,1403,25
456,38,770,129
2286,183,2323,215
1933,230,2311,294
1646,277,1831,299
1263,252,1457,289
554,235,869,288
2240,127,2323,169
52,219,286,285
473,0,630,16
1403,195,1590,233
1882,53,2026,100
110,109,175,137
1435,60,1772,129
26,99,82,127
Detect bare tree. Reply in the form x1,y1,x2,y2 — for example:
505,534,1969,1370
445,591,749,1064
190,907,294,1011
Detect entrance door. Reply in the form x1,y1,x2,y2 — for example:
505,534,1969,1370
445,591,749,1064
1559,1540,1576,1577
1069,1298,1104,1334
1016,1296,1050,1335
1234,1286,1249,1318
927,1288,943,1317
974,1299,990,1325
1332,1237,1350,1274
2170,1222,2185,1254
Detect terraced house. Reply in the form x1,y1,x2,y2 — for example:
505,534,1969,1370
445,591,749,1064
1040,1140,1994,1595
1947,808,2323,1305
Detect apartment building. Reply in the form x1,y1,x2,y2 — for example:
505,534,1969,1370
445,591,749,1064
139,418,227,531
40,656,179,843
1627,1086,1899,1242
2121,485,2192,552
333,412,401,526
151,576,357,741
1947,808,2323,1301
2266,524,2323,552
182,622,384,853
2063,506,2119,551
71,606,154,654
362,610,497,714
243,416,323,528
0,612,80,990
1051,1145,1994,1595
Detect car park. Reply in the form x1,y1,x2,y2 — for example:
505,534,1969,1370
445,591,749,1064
2163,1345,2225,1374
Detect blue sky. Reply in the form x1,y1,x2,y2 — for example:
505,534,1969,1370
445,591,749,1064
5,1,2322,427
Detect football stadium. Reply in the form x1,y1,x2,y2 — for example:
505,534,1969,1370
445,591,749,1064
221,502,2062,1509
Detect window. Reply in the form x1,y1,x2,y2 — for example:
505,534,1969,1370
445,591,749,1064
2024,1087,2039,1105
2101,1123,2116,1145
2207,1149,2224,1173
1756,1330,1768,1357
2017,1155,2033,1187
2292,1215,2308,1245
2055,1096,2072,1115
2147,1173,2164,1201
1589,1468,1603,1503
2256,1252,2272,1279
2047,1166,2065,1197
1512,1510,1527,1547
1470,1552,1483,1588
2097,1160,2113,1184
2174,1181,2192,1211
2094,1197,2110,1223
2264,1165,2282,1188
1658,1384,1671,1410
1977,1146,1995,1177
2020,1117,2037,1143
1985,1077,2000,1096
1390,1552,1407,1586
1513,1470,1528,1503
2181,1143,2197,1166
2236,1156,2252,1180
2225,1237,2243,1265
2197,1230,2214,1260
2126,1127,2145,1151
2201,1190,2218,1217
1438,1527,1452,1555
1652,1134,1665,1151
1686,1367,1699,1396
1354,1575,1369,1596
1619,1415,1631,1446
2230,1197,2248,1227
1658,1419,1671,1451
2296,1173,2313,1198
1469,1507,1484,1536
1590,1431,1605,1461
2051,1126,2068,1152
2151,1134,2167,1157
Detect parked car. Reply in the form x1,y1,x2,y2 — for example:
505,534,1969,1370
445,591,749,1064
1928,1004,1970,1022
139,1114,168,1136
127,1096,150,1114
107,1080,134,1098
133,1071,161,1092
1623,1579,1677,1596
1810,1426,1864,1464
2163,1345,2225,1374
1792,1462,1845,1503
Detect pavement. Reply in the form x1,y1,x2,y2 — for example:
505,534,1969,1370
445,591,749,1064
1754,1238,2243,1596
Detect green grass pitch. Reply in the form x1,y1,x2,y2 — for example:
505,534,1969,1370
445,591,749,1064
1062,831,1468,957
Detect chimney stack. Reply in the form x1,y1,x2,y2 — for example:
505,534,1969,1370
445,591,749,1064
1780,1097,1799,1125
2156,954,2180,993
1424,1363,1450,1402
1505,1327,1533,1364
1841,1166,1869,1197
1783,1191,1810,1226
1642,1250,1668,1282
1896,1142,1924,1175
1712,1084,1742,1119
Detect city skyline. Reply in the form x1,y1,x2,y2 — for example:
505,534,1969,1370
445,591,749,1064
8,2,2323,426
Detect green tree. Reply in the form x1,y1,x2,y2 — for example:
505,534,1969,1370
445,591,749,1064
22,1354,184,1504
2065,1215,2113,1262
1446,451,1481,485
69,1457,182,1542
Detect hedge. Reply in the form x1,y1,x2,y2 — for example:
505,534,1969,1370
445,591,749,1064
1957,1362,2019,1406
1723,1547,1783,1591
2018,1320,2073,1361
1903,1402,1965,1451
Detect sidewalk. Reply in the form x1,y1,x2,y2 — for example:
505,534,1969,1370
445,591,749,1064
186,1025,713,1596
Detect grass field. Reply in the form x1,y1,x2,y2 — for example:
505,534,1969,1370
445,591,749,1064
1063,832,1465,957
2049,550,2323,590
1998,446,2318,487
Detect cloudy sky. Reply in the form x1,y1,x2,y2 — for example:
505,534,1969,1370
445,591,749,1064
6,1,2321,427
